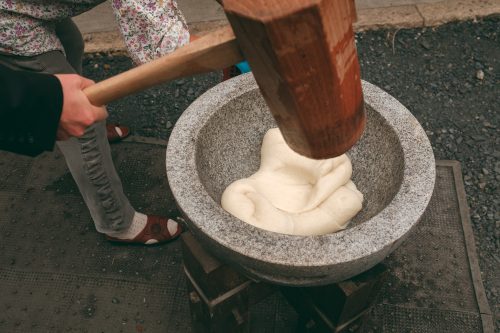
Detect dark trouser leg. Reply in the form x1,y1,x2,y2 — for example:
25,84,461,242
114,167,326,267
55,18,84,75
0,48,135,235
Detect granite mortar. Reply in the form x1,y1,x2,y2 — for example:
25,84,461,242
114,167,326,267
166,74,435,286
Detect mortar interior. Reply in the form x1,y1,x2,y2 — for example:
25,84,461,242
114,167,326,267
195,89,404,231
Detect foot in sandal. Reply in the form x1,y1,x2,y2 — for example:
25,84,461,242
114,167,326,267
106,213,183,245
106,123,130,143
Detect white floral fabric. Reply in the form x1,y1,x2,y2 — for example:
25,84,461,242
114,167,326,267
0,0,190,64
112,0,190,64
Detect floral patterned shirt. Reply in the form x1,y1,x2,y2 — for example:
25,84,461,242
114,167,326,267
0,0,190,64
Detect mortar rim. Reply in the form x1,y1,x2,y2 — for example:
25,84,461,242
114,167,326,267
166,74,435,269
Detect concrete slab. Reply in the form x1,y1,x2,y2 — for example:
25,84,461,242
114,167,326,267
73,2,116,34
75,0,500,53
355,5,424,30
177,0,226,23
82,31,125,54
356,0,444,9
417,0,500,26
74,0,226,35
75,0,500,52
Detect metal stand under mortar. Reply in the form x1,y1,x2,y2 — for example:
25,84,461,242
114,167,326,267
181,232,387,333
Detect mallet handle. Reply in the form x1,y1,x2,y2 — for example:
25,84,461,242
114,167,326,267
84,26,242,107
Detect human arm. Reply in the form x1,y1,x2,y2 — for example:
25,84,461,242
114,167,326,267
0,65,107,156
54,74,108,140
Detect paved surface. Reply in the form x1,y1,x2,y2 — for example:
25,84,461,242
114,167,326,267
356,0,443,8
0,141,492,332
1,9,499,333
73,0,448,32
78,16,499,330
74,0,500,53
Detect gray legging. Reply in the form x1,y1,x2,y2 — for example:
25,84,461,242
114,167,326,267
0,19,135,236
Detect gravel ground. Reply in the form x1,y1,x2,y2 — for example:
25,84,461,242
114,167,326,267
355,16,499,329
83,15,499,328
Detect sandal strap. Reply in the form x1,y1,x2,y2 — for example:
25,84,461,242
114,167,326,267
106,215,182,244
106,124,130,142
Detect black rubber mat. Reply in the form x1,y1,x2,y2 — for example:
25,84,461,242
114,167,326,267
0,139,187,333
360,161,493,333
0,140,492,332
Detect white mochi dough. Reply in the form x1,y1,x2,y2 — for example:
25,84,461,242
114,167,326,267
221,128,363,236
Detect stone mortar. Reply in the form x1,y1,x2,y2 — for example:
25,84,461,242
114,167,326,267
166,74,435,286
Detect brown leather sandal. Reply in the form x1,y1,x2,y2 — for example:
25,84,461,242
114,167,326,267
106,123,130,143
107,215,183,245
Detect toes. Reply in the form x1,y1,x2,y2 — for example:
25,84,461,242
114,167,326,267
114,126,123,137
167,219,180,236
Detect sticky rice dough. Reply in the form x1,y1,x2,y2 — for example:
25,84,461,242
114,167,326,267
221,128,363,236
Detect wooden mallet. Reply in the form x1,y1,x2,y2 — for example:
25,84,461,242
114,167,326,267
84,0,364,159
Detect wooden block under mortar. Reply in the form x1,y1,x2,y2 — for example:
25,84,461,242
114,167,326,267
281,264,387,332
181,232,249,299
224,0,365,159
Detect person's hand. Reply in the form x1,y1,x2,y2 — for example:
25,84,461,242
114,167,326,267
54,74,108,140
